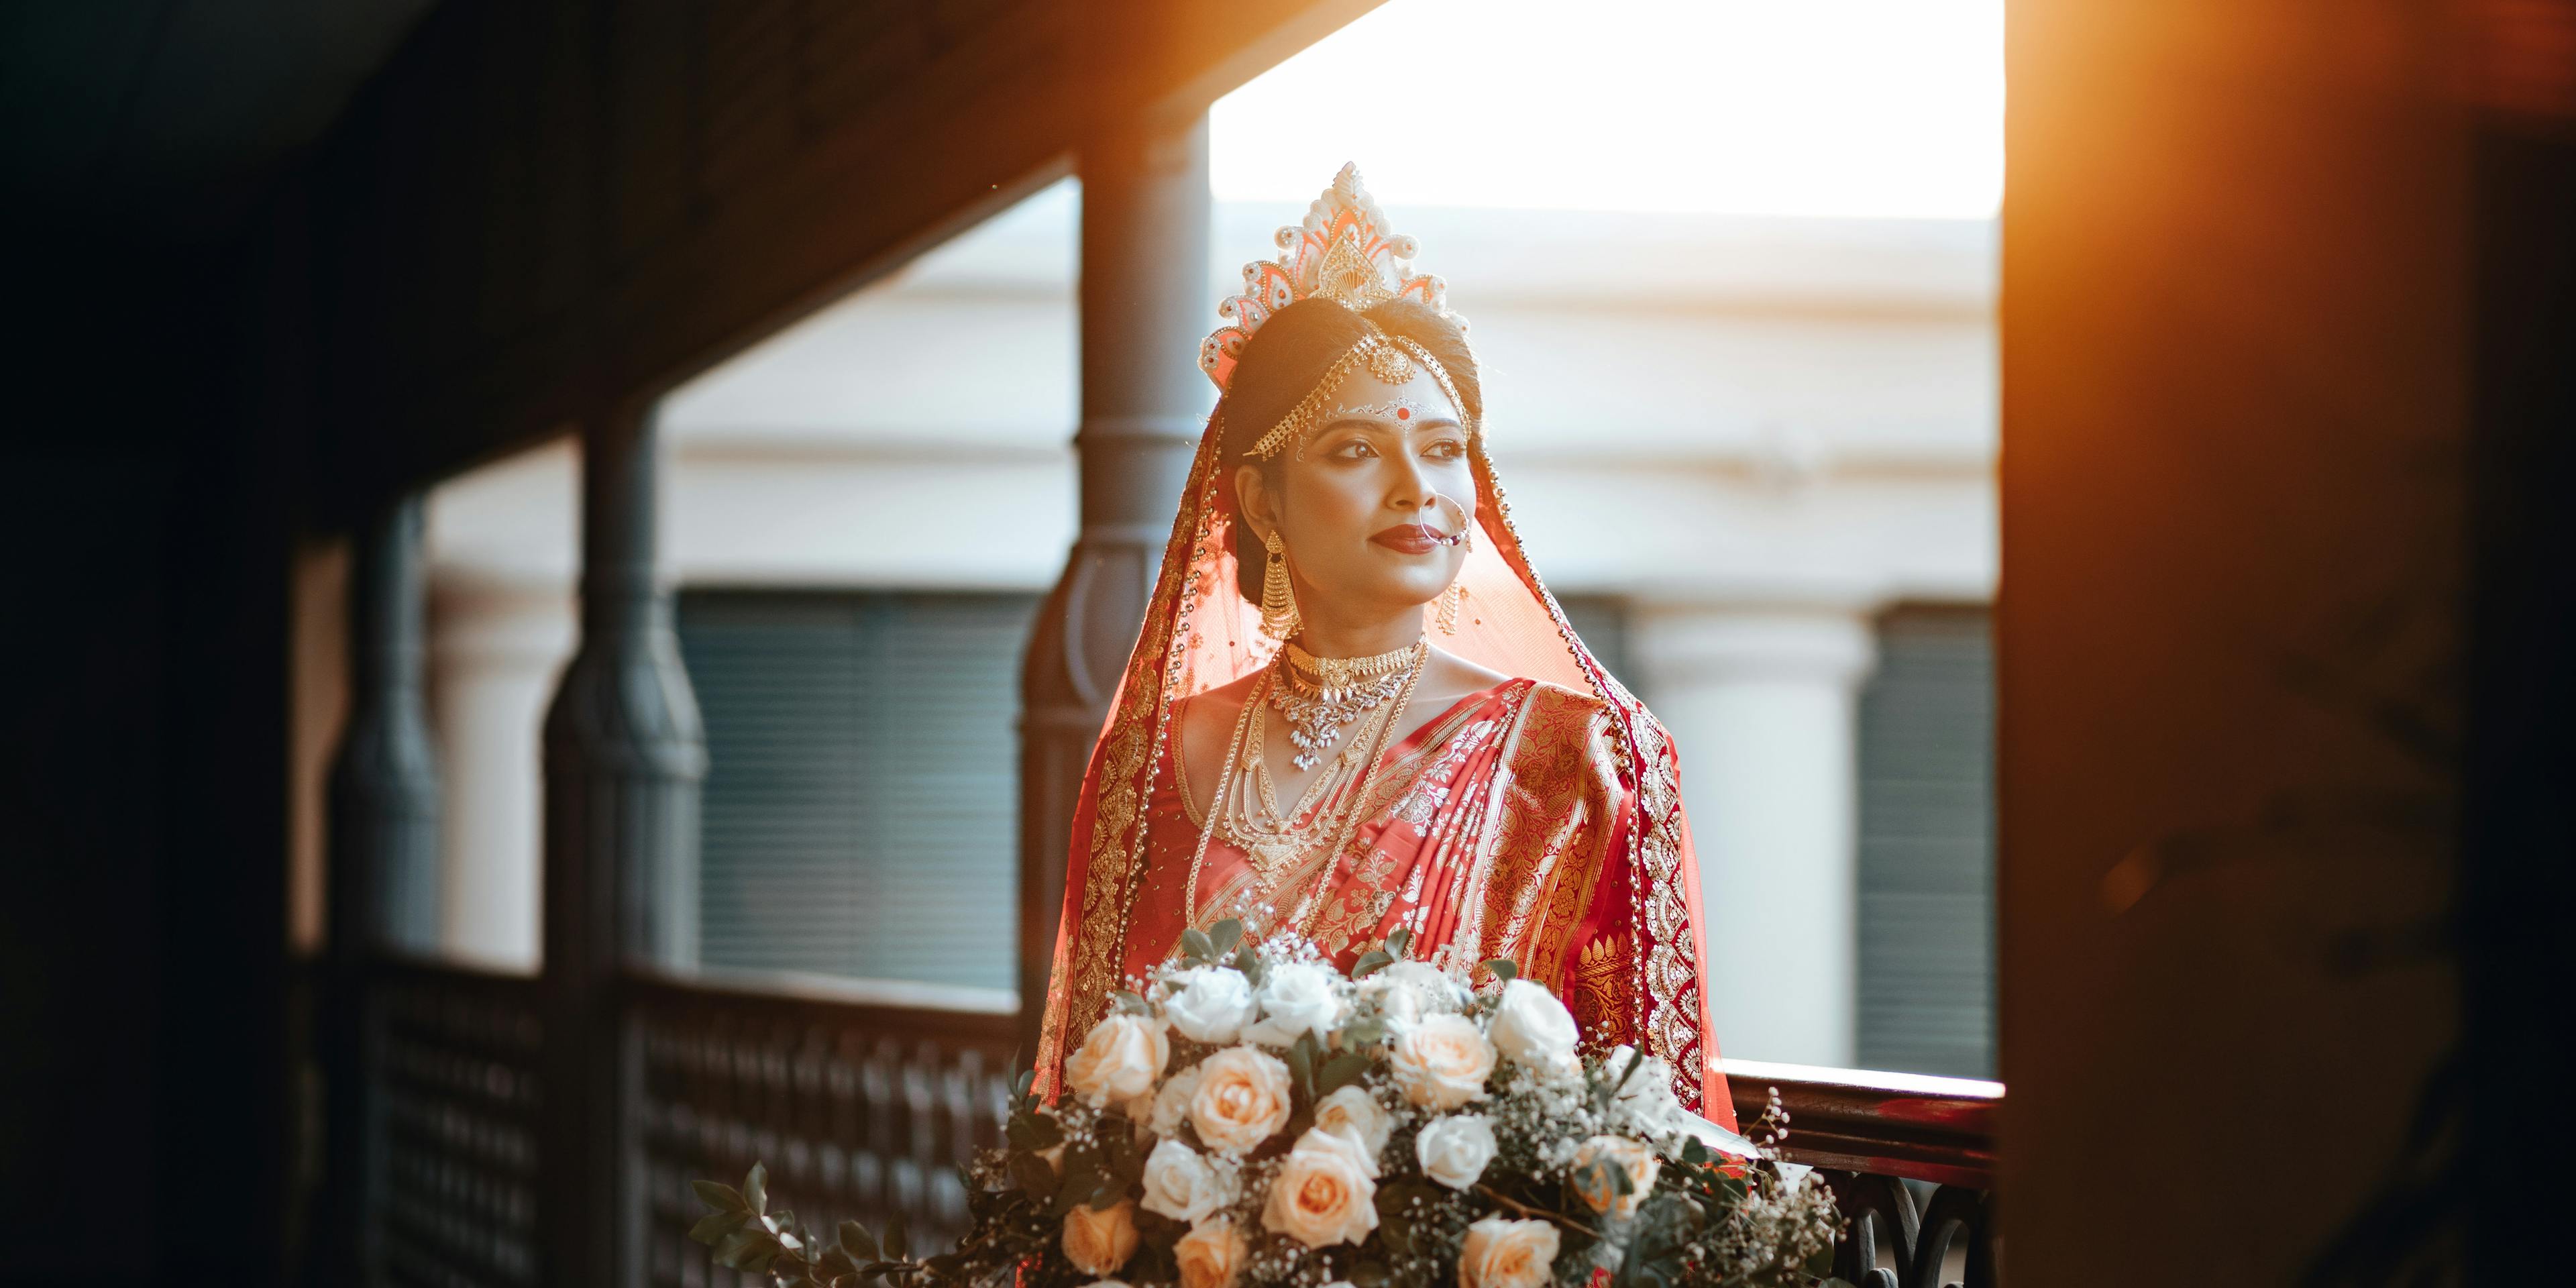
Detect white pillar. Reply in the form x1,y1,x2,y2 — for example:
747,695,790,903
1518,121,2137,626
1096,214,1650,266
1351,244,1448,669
1633,604,1878,1067
426,571,576,971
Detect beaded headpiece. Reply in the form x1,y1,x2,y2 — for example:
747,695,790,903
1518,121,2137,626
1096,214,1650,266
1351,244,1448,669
1199,164,1472,460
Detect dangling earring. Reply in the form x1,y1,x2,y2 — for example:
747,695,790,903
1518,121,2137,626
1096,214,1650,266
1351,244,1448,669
1260,529,1302,639
1435,584,1464,635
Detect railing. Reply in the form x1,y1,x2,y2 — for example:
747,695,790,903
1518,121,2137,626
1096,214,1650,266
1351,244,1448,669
351,965,2000,1288
1725,1059,2001,1288
367,958,547,1288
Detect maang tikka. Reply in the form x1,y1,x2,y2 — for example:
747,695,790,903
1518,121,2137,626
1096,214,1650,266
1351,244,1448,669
1260,529,1302,639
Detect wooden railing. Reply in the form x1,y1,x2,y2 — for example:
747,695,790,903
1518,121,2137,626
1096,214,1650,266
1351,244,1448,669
1725,1059,2001,1288
356,965,2000,1288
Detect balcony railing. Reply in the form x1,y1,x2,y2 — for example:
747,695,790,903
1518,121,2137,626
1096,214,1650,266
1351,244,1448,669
355,963,1999,1288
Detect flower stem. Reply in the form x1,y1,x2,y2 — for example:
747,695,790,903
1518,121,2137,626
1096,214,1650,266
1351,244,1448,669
1470,1185,1601,1239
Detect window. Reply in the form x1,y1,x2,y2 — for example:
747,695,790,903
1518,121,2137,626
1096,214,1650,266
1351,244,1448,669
680,590,1038,990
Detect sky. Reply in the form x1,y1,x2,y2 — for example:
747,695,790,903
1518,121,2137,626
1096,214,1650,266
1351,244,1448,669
1212,0,2004,219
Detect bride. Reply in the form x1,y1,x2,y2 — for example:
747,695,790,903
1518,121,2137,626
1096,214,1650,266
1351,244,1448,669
1037,166,1731,1119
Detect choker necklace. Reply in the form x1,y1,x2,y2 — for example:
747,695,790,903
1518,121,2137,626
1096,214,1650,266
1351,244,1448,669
1271,639,1426,769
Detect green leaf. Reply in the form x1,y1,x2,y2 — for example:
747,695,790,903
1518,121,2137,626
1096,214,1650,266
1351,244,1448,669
1287,1032,1318,1102
712,1228,769,1270
1006,1116,1036,1150
1341,1016,1387,1048
692,1179,746,1212
1210,918,1244,959
1113,989,1152,1016
1316,1053,1371,1096
1482,957,1518,983
1011,1150,1061,1199
883,1212,908,1260
1234,943,1266,986
689,1209,747,1244
1181,928,1216,963
1679,1138,1707,1165
1352,949,1395,979
1350,1263,1391,1288
840,1220,879,1261
743,1162,769,1214
1027,1113,1065,1148
1013,1067,1035,1100
1387,928,1413,960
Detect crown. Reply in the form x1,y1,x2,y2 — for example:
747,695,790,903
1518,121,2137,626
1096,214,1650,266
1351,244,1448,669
1198,163,1454,393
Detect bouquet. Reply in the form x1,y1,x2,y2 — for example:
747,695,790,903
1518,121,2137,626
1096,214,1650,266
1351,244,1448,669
691,922,1846,1288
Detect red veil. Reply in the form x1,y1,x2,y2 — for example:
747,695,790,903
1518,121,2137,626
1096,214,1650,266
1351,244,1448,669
1032,401,1732,1119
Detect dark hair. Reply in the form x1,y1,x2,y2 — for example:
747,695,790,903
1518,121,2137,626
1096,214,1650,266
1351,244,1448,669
1218,298,1483,600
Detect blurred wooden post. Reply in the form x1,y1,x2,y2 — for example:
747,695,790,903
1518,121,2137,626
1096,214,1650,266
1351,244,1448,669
1020,114,1212,1049
318,493,442,1284
541,403,707,1288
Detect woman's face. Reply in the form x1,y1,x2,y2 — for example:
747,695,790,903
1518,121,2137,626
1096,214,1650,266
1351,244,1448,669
1235,366,1477,627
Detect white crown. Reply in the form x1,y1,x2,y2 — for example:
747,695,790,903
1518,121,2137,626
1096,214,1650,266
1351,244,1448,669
1198,164,1454,392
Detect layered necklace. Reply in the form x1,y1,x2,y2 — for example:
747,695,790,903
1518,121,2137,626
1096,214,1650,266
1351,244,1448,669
1187,637,1428,934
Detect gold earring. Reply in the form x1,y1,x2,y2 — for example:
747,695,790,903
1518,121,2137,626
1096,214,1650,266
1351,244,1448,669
1260,529,1302,639
1435,584,1463,635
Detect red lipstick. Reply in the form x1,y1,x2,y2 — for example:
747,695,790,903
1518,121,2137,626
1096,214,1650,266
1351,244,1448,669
1370,523,1443,555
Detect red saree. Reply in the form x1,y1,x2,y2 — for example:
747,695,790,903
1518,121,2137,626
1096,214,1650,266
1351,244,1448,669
1034,408,1733,1120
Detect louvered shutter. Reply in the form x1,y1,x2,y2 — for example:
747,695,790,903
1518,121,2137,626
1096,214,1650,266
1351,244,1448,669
1855,606,1996,1078
678,590,1038,989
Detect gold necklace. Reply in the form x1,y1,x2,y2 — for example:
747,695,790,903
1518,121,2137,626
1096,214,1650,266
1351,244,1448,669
1181,645,1428,936
1273,639,1425,769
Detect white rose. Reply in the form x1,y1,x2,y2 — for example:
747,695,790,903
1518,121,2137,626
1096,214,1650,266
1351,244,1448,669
1188,1045,1294,1154
1061,1199,1140,1277
1311,1085,1393,1159
1243,961,1346,1047
1385,959,1461,1008
1064,1013,1169,1108
1413,1113,1497,1191
1604,1044,1683,1132
1260,1127,1379,1248
1165,966,1258,1044
1389,1013,1495,1110
1148,1065,1202,1137
1569,1135,1662,1219
1458,1216,1560,1288
1487,978,1578,1072
1140,1138,1229,1225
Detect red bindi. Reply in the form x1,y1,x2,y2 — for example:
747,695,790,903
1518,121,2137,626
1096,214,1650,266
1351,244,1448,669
1395,407,1411,420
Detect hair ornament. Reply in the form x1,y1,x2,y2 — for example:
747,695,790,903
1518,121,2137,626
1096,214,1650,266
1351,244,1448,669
1199,163,1458,394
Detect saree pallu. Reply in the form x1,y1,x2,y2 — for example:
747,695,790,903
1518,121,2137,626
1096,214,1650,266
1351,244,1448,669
1106,677,1730,1119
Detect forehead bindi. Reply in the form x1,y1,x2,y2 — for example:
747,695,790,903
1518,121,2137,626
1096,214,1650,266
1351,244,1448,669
1329,370,1461,427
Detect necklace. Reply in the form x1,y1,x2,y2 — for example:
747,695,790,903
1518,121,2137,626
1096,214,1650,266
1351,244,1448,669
1181,641,1429,938
1273,639,1425,769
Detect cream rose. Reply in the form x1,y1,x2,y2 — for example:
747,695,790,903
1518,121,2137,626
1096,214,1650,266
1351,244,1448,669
1065,1013,1169,1108
1173,1216,1247,1288
1390,1014,1495,1110
1261,1127,1380,1248
1458,1215,1560,1288
1188,1045,1293,1153
1140,1138,1229,1224
1373,959,1463,1023
1487,978,1579,1073
1312,1084,1393,1159
1060,1199,1140,1277
1569,1135,1662,1219
1165,965,1258,1044
1242,961,1345,1047
1148,1065,1202,1137
1413,1113,1496,1191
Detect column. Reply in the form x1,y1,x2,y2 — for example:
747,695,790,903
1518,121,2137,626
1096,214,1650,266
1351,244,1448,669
539,403,706,1288
429,572,576,971
317,494,442,1286
1019,113,1211,1043
1633,604,1878,1068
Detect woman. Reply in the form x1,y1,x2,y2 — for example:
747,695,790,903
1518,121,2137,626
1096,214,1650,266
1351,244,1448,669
1037,166,1730,1119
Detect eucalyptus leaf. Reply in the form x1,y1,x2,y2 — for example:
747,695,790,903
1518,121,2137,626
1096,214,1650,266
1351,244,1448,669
1234,943,1266,986
883,1212,908,1260
689,1210,747,1244
1181,928,1216,963
1287,1034,1318,1102
1482,957,1517,983
1352,949,1394,979
841,1220,879,1261
1387,927,1412,959
1316,1052,1371,1096
1113,989,1152,1016
1210,917,1244,959
692,1179,746,1212
743,1162,769,1214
